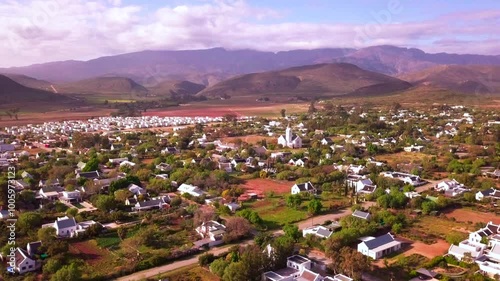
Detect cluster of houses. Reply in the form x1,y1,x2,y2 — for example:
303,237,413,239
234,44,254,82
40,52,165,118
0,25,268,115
4,116,241,135
448,221,500,277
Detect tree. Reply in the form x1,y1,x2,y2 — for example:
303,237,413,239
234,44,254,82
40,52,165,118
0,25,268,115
308,101,317,114
210,258,229,277
280,109,286,117
66,208,78,217
82,157,99,172
50,263,82,281
43,258,62,274
38,227,56,243
307,198,323,215
199,253,215,267
194,208,216,228
224,217,252,243
18,212,42,233
286,194,302,209
283,224,301,241
114,189,133,202
271,236,295,269
94,195,116,211
222,262,247,281
333,247,371,279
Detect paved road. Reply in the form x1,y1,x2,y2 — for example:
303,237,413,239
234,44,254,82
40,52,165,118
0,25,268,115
114,202,373,281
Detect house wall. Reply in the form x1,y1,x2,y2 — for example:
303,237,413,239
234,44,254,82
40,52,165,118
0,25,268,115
17,258,35,274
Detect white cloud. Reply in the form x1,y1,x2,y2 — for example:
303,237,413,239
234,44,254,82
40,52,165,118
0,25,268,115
0,0,498,67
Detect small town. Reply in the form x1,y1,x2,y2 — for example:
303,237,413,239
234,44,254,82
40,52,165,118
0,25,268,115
0,102,499,281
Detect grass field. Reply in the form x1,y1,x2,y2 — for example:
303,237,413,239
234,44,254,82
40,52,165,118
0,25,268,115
148,264,220,281
243,197,309,228
405,216,474,244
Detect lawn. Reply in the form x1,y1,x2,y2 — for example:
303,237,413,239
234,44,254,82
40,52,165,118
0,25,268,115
244,197,309,228
96,227,140,248
149,264,220,281
72,202,84,209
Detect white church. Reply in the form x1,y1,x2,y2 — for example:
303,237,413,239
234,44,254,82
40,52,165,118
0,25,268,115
278,126,302,148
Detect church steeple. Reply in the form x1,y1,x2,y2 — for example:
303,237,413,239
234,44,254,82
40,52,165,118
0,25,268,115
285,125,292,143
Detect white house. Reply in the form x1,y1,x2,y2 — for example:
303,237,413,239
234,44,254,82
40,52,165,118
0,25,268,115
357,233,402,259
403,145,424,152
132,196,169,211
302,225,333,239
60,190,82,203
476,188,500,201
53,216,77,237
224,202,241,213
119,160,136,168
380,171,425,186
196,220,226,241
346,175,377,194
109,158,128,164
448,240,485,261
278,126,302,148
128,184,146,196
352,210,371,220
177,183,205,197
436,179,469,197
291,181,317,195
12,248,36,274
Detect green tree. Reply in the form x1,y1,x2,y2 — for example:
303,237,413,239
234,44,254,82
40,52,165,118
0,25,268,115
199,253,215,267
66,208,78,217
50,263,82,281
280,109,286,117
286,194,302,209
82,157,99,172
94,195,117,211
307,198,323,215
18,212,42,233
210,258,229,277
283,224,301,241
222,262,247,281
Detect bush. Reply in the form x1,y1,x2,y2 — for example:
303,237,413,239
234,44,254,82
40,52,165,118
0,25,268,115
199,253,215,267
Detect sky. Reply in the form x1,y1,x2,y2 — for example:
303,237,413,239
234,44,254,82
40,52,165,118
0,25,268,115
0,0,499,67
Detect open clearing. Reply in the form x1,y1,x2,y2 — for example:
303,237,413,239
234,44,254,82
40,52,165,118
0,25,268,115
240,178,292,196
401,239,449,259
69,240,112,266
444,208,500,224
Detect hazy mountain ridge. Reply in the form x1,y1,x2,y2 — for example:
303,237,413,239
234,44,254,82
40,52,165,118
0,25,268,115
198,63,412,98
399,65,500,94
3,45,497,84
0,74,71,104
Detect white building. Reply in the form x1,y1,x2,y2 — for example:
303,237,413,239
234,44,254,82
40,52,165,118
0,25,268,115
177,183,205,197
357,233,401,259
291,181,317,195
302,225,333,239
278,126,302,148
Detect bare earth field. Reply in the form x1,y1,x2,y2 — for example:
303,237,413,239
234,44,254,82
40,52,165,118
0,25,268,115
240,178,292,197
444,208,500,224
401,239,450,259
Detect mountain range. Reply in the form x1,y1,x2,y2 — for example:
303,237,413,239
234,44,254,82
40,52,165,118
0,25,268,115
0,45,499,109
2,45,499,85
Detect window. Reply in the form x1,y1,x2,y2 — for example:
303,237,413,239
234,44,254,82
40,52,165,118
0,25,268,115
21,267,26,270
29,265,33,269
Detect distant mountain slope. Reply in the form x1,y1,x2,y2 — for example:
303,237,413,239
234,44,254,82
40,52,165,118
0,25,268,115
399,65,500,94
0,48,353,84
334,45,500,75
148,80,206,96
2,73,53,91
59,77,148,94
198,63,412,98
0,74,70,104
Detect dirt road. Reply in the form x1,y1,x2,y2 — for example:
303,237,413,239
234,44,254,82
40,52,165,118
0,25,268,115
114,202,373,281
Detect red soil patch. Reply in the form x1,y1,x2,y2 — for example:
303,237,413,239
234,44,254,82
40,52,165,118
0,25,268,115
222,134,276,145
401,239,449,259
444,208,500,224
239,178,291,199
69,241,108,265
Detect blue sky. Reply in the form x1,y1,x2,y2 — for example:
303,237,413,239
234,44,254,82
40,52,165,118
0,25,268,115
0,0,498,67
